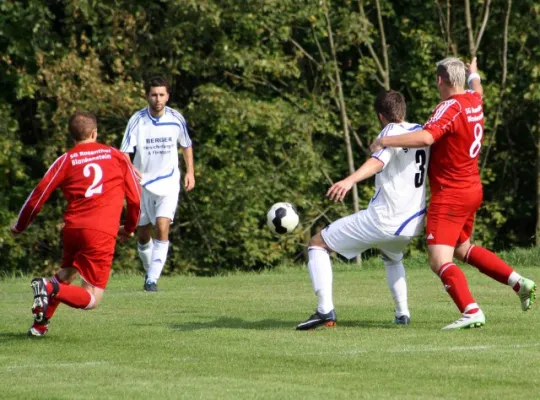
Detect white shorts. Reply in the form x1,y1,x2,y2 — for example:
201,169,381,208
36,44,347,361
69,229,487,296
138,187,180,226
321,210,412,262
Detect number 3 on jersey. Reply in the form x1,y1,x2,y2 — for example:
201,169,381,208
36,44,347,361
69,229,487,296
414,149,427,188
83,163,103,198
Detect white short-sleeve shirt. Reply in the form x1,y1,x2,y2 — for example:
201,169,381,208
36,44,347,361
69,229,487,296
369,122,429,236
121,106,192,196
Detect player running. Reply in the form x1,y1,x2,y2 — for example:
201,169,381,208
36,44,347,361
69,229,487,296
370,57,535,330
296,90,429,330
121,76,195,291
11,111,141,337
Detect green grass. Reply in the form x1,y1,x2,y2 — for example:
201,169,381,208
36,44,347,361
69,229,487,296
1,255,539,399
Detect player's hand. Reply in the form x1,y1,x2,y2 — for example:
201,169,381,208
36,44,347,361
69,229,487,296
184,172,195,191
326,179,354,202
118,225,134,244
370,138,384,153
10,223,21,237
466,57,478,75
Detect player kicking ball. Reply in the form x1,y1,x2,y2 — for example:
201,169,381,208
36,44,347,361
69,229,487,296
370,57,535,330
11,112,141,337
296,90,429,330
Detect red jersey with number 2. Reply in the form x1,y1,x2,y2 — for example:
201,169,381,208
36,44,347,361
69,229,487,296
423,90,484,194
15,142,141,236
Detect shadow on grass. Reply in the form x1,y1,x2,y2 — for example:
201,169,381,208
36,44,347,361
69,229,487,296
0,332,46,341
168,317,401,331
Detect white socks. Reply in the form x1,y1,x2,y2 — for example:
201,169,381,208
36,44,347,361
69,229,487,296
384,259,410,318
307,246,334,314
507,271,521,288
147,240,169,282
138,239,153,273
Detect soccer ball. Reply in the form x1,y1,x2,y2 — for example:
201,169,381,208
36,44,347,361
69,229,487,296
267,202,299,234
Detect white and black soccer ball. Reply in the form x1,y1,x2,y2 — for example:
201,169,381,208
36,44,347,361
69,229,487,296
267,202,299,234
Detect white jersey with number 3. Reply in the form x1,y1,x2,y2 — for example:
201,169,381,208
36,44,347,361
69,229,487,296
370,122,429,237
121,106,192,196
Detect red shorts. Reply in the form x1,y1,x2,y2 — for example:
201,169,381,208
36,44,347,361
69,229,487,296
426,188,483,246
61,228,116,289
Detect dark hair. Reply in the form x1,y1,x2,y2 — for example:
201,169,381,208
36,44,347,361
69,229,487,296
68,111,97,141
144,76,170,95
373,90,406,123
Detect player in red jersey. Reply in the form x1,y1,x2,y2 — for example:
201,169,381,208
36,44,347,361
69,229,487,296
11,111,141,337
370,57,536,330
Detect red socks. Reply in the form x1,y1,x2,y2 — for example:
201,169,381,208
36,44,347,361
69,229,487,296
46,277,93,310
465,245,514,285
439,263,478,314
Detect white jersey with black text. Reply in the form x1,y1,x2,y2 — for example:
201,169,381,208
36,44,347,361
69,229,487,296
121,106,192,196
370,122,429,237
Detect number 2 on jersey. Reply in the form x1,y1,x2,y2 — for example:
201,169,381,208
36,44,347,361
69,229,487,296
83,163,103,198
414,149,426,188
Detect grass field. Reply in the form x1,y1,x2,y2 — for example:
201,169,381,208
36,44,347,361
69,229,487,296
1,250,539,399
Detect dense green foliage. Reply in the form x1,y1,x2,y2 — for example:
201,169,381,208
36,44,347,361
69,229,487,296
1,0,538,274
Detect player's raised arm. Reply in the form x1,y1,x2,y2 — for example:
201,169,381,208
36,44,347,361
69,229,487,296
11,154,68,235
466,57,483,96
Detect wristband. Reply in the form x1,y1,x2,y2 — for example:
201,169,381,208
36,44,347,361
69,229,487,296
467,72,481,88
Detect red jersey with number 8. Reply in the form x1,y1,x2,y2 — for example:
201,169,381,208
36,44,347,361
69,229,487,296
423,90,484,193
15,142,141,236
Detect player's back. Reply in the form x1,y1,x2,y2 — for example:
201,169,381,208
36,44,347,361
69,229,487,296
62,142,132,236
424,91,484,192
369,122,429,237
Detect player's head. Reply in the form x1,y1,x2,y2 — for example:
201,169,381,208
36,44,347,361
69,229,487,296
68,111,98,142
373,90,406,126
145,76,170,115
436,58,466,96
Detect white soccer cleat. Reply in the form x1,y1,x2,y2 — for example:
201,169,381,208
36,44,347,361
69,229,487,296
517,278,536,311
441,310,485,331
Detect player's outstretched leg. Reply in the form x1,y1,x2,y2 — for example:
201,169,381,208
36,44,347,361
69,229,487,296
297,243,336,330
441,308,485,330
462,245,536,311
516,278,536,311
28,278,53,337
296,309,337,330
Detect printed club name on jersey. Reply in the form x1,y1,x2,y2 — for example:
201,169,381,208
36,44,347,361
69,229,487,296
143,136,174,156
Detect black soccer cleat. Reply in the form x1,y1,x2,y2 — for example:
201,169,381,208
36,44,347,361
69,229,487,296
393,315,411,325
143,275,158,292
296,309,337,330
30,278,49,324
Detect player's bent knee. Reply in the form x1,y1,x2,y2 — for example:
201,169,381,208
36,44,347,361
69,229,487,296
309,233,327,249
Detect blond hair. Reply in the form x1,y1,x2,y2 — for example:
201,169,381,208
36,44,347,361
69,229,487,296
436,57,466,88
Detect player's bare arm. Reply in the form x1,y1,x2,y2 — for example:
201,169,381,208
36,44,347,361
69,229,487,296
182,146,195,191
327,157,384,202
370,130,434,153
466,57,483,96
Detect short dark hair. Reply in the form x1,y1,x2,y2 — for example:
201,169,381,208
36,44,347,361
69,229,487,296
68,111,97,141
144,76,170,95
373,90,406,123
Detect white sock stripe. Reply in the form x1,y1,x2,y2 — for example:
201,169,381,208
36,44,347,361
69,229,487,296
154,239,169,245
308,246,329,253
464,245,475,263
438,263,454,277
463,303,479,314
84,292,96,310
138,239,153,250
